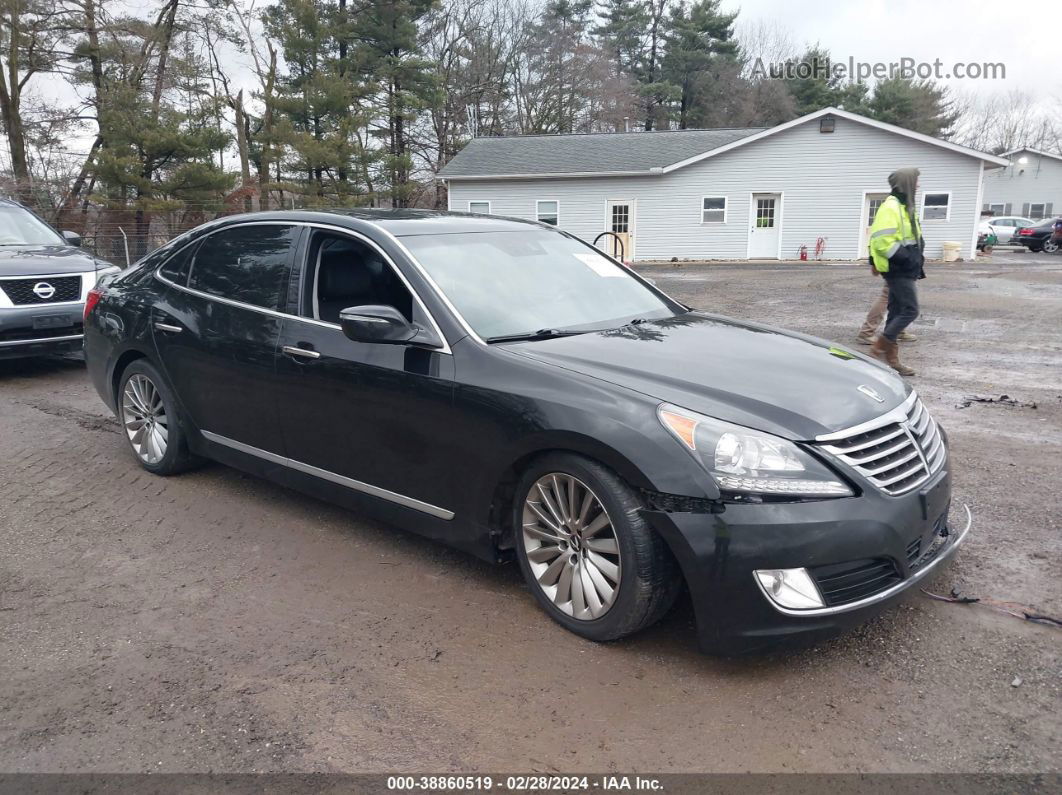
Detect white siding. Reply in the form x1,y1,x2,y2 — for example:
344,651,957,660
448,116,985,260
982,150,1062,219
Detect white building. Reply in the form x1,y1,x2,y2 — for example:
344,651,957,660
440,107,1009,262
982,148,1061,220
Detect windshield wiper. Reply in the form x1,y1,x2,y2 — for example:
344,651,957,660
485,328,586,344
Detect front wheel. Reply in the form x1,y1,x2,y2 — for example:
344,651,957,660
118,359,201,475
513,453,680,642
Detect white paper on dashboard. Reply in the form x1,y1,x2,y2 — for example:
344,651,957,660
573,252,626,277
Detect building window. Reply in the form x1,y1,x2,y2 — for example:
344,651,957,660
987,203,1005,216
536,200,559,226
922,193,950,221
468,201,490,214
1028,203,1046,220
701,196,726,224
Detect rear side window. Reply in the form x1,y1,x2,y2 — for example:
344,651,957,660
159,241,199,285
188,225,298,310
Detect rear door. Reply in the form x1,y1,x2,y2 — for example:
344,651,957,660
153,223,302,454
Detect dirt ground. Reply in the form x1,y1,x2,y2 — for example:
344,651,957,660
1,255,1060,774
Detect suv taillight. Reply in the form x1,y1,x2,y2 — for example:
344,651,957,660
84,287,103,319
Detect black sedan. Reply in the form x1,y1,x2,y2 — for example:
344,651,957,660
0,199,119,359
1012,218,1061,253
84,210,970,653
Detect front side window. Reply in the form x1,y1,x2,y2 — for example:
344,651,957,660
188,224,298,310
305,232,413,324
536,200,559,226
468,201,490,214
400,229,678,340
701,197,726,224
922,193,950,221
0,205,65,246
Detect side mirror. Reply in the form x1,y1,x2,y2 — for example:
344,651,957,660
339,304,443,348
62,231,82,247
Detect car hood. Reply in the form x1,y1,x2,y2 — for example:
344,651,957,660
0,246,113,276
505,312,908,440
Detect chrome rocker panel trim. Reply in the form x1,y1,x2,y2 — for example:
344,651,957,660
756,503,972,617
0,333,84,348
200,430,455,521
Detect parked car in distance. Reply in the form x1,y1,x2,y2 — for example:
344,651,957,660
1013,218,1061,253
0,199,120,359
981,215,1035,244
84,210,970,654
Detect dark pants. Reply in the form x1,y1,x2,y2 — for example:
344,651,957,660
882,276,919,341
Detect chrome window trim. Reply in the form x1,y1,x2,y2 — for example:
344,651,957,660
756,504,972,617
200,430,454,520
0,333,84,347
153,221,453,355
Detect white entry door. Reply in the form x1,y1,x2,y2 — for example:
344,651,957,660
748,193,781,259
860,192,889,255
605,199,635,261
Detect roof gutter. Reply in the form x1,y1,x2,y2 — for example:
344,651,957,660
439,168,663,181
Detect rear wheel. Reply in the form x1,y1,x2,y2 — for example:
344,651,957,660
514,453,680,642
1044,239,1060,254
118,360,200,475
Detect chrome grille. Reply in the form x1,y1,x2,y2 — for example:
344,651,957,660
816,393,946,496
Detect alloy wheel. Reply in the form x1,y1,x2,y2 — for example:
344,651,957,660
1044,240,1060,254
521,473,622,620
121,374,169,465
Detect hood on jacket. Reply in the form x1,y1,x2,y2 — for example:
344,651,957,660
888,167,920,220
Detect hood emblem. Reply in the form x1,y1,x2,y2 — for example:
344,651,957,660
33,281,56,300
858,384,885,403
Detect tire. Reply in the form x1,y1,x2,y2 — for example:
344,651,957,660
513,453,681,642
1044,240,1060,254
117,359,201,475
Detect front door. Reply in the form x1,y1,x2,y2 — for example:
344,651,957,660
605,200,635,262
273,229,458,519
153,223,301,455
861,192,889,254
748,193,781,259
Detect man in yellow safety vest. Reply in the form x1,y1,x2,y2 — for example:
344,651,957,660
865,167,925,376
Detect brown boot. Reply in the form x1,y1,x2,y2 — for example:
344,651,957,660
870,336,916,376
884,338,915,376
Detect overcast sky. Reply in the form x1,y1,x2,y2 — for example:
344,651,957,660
726,0,1056,93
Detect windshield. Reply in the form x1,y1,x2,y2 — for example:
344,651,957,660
0,206,65,246
400,230,678,340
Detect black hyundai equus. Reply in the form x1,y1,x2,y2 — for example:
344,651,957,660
84,209,969,653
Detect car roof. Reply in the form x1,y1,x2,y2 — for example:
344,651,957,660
207,208,545,237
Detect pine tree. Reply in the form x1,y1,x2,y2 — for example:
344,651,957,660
660,0,738,129
865,77,958,138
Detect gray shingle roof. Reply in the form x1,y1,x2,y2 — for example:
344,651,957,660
438,127,767,178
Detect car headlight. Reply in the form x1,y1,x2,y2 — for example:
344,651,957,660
657,403,852,498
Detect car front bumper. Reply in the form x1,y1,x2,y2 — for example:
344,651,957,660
0,304,85,359
642,468,968,654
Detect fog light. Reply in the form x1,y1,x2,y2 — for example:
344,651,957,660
754,568,824,610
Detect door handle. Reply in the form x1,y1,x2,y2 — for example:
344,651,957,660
282,345,321,360
154,322,183,333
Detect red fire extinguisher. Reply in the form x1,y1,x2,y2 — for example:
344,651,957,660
799,245,808,261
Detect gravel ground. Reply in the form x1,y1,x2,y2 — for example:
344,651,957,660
0,255,1059,774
